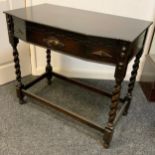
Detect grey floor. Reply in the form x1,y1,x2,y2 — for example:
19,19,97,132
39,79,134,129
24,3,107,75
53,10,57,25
0,76,155,155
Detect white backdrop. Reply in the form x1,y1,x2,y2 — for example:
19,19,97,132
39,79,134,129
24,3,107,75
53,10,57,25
28,0,155,80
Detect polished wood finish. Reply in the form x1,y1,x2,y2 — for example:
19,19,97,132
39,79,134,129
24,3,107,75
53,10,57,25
4,4,151,42
46,49,52,84
4,4,151,148
6,14,25,104
24,73,47,89
4,4,151,65
123,30,148,114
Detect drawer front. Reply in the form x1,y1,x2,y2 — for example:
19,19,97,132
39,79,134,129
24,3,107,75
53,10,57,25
13,20,129,65
27,23,88,59
85,38,121,64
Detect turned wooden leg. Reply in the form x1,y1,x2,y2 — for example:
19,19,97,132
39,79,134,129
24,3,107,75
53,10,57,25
103,79,122,148
6,15,25,104
103,45,128,148
123,50,143,115
46,49,53,85
12,38,25,104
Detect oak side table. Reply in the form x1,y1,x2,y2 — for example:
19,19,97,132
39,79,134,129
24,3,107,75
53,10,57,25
4,4,152,148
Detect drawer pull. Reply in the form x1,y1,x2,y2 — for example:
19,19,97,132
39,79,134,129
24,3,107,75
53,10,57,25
92,50,112,58
43,37,64,48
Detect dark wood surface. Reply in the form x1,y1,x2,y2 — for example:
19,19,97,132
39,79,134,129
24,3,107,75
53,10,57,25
4,4,152,148
4,3,151,42
5,12,148,65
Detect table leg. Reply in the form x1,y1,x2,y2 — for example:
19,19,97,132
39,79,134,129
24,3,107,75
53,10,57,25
123,49,143,115
103,78,122,148
6,15,25,104
103,45,128,148
46,49,52,84
11,38,25,104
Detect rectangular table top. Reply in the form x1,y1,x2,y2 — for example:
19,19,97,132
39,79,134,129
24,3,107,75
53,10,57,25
4,3,151,42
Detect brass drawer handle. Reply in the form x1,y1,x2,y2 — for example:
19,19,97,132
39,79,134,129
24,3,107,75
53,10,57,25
92,50,112,58
43,37,64,48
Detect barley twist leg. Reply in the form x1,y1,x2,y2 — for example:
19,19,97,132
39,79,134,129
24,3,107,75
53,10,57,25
103,45,128,148
123,50,143,115
6,15,25,104
12,39,25,104
103,79,122,148
46,49,52,84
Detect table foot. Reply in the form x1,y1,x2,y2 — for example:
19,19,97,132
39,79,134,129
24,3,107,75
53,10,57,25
16,88,27,104
122,96,131,116
103,126,113,149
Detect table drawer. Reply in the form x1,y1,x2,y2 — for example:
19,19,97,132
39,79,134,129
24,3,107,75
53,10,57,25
11,16,145,65
26,22,120,64
27,23,87,58
13,18,127,64
85,38,120,64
